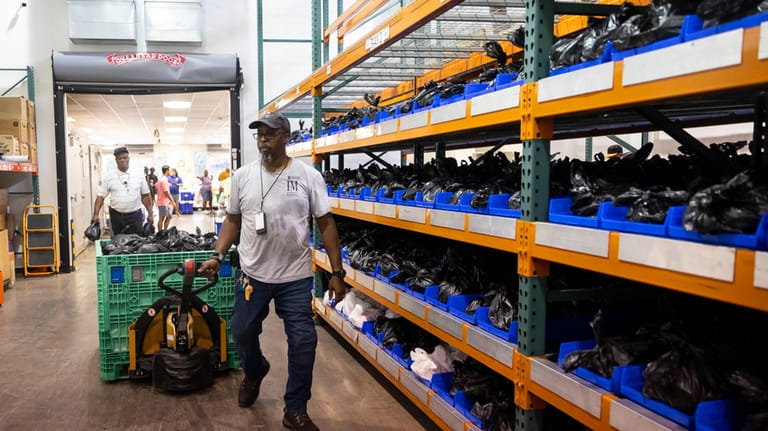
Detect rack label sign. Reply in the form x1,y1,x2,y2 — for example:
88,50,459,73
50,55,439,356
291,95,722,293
366,26,390,51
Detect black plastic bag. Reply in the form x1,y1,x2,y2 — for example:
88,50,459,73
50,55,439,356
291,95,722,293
142,222,155,237
487,287,518,331
642,342,731,414
84,222,101,241
697,0,765,28
466,290,496,316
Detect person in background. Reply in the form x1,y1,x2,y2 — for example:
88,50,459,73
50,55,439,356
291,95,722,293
217,167,232,202
198,113,345,431
606,144,624,159
198,169,213,214
156,165,180,230
146,167,158,202
91,147,154,236
168,168,183,214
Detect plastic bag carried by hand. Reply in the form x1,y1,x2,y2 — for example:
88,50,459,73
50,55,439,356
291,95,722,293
142,222,155,237
84,221,101,241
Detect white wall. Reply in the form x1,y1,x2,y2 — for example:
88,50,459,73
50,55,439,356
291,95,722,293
1,0,259,210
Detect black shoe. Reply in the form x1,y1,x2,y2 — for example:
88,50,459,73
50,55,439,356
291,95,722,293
237,360,270,407
282,412,319,431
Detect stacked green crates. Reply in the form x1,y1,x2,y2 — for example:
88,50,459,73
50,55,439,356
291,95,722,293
95,240,240,381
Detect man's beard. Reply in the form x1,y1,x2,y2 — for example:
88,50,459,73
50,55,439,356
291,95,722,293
261,150,274,163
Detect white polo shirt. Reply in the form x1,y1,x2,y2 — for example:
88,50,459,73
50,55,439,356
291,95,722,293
98,168,149,213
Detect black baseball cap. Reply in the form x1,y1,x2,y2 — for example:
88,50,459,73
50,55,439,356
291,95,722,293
113,146,129,156
248,113,291,133
606,144,623,158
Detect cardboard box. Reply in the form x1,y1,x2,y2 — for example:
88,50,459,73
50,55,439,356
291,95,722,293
0,188,8,206
0,96,27,122
7,251,15,288
0,229,9,283
26,99,35,125
0,119,28,145
0,135,19,155
28,139,37,165
27,122,36,149
18,142,28,156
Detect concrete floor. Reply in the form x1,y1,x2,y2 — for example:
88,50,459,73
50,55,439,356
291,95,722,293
0,212,439,431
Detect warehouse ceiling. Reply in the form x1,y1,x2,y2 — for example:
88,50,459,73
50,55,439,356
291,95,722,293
65,90,231,151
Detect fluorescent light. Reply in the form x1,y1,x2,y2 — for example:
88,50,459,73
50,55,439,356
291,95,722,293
163,101,192,109
67,117,76,122
81,127,93,133
165,116,187,122
165,127,184,133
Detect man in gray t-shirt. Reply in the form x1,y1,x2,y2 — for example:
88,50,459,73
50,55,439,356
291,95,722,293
199,113,344,431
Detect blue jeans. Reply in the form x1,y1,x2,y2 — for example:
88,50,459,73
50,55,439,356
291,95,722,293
229,271,317,413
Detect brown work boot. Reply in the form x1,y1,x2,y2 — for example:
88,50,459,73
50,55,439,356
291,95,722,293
237,360,270,407
282,411,319,431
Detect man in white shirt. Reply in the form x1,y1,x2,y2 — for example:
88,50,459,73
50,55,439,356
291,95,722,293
91,147,154,236
199,113,345,431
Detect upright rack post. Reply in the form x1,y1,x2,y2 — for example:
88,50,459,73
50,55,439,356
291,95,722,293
517,0,555,429
312,0,325,298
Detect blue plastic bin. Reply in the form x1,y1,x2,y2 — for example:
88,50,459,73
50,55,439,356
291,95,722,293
488,194,522,218
557,339,631,394
447,293,483,324
464,82,493,98
424,285,449,311
476,307,592,344
620,366,738,430
453,391,483,427
598,202,668,237
430,372,455,406
434,191,463,212
666,206,768,250
548,197,602,228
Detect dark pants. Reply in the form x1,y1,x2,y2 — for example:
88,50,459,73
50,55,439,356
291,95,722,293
229,272,317,413
109,208,142,236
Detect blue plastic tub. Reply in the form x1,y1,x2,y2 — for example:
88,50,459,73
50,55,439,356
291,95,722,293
378,189,404,205
459,192,489,215
557,339,632,394
548,196,602,228
434,191,463,212
395,190,434,208
447,293,483,324
598,202,668,237
620,366,738,430
666,206,768,250
453,390,483,427
424,285,449,311
494,72,522,90
464,82,493,98
430,372,455,406
488,194,522,218
476,307,592,344
434,93,464,107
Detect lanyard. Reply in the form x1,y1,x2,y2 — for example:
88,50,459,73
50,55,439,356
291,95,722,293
260,160,288,210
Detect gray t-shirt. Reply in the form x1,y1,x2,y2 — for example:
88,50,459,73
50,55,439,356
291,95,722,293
228,158,331,283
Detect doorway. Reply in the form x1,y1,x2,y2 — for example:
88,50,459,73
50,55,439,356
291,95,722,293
52,51,242,272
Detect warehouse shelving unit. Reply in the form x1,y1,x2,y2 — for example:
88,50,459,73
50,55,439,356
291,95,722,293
261,1,768,430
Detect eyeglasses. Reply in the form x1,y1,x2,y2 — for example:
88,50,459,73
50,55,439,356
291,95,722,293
252,130,283,141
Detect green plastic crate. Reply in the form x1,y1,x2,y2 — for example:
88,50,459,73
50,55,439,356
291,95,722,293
96,241,240,381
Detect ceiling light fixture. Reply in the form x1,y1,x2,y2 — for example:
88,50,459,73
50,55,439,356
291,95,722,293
163,101,192,109
165,116,187,123
67,117,76,122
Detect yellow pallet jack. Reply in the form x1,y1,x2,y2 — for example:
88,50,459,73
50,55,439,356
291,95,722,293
128,259,228,391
